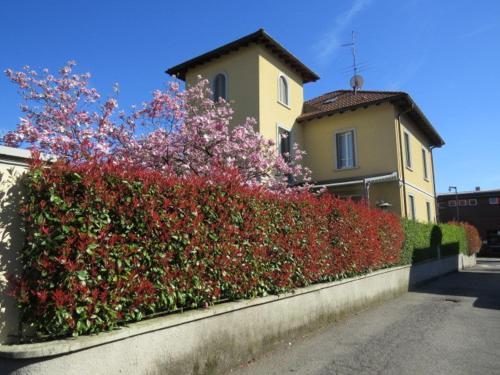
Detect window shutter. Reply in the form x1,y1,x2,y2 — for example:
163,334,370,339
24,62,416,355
336,133,343,169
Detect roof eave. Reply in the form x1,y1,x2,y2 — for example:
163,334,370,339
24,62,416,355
166,29,264,80
297,95,403,123
165,29,319,83
397,94,445,148
298,93,445,148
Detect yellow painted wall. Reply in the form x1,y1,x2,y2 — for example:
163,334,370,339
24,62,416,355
397,114,435,194
184,44,307,150
257,46,304,147
369,181,402,216
181,42,439,223
324,181,401,216
185,44,261,130
302,103,399,183
396,114,437,222
403,184,436,223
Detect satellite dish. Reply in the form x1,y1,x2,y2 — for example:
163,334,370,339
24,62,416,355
350,75,364,92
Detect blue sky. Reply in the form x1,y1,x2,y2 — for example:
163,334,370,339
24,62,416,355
1,0,499,193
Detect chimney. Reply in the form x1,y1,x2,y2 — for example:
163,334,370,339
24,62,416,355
475,186,481,192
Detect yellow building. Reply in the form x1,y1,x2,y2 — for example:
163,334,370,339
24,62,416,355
167,29,445,222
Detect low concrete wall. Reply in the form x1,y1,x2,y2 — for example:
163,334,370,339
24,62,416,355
0,254,474,375
459,254,477,269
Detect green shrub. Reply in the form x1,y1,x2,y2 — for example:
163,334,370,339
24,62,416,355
440,222,467,256
400,219,468,264
400,220,438,264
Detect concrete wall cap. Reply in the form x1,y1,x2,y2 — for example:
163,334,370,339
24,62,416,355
0,254,475,361
0,146,32,161
0,145,56,164
0,263,414,359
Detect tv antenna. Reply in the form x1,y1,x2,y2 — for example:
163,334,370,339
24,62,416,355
342,31,364,93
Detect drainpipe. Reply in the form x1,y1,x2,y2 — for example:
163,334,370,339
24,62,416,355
430,145,438,223
397,104,413,219
365,179,371,205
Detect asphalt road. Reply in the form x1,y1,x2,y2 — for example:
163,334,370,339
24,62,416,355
229,259,500,375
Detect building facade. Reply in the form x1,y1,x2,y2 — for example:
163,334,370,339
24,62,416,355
438,189,500,255
167,29,445,222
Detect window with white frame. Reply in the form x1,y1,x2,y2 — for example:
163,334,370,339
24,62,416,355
469,199,478,206
426,201,432,222
489,197,499,205
278,126,291,161
404,132,412,169
213,73,227,101
448,200,457,207
278,74,289,106
409,194,416,220
336,130,356,169
422,148,429,180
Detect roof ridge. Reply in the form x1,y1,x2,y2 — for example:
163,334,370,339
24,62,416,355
336,89,406,94
304,91,346,103
305,90,406,103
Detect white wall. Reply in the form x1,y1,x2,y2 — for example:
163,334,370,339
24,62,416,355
0,147,30,344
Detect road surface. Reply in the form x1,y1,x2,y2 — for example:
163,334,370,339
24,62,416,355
229,258,500,375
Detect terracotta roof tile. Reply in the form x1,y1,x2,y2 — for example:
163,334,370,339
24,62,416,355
298,90,404,122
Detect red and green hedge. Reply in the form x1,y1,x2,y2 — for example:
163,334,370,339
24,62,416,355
11,161,404,339
453,221,481,255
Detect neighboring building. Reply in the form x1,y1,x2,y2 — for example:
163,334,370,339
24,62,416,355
437,188,500,255
167,29,445,222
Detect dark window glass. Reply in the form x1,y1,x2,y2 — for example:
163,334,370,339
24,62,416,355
213,74,226,101
279,127,291,161
404,132,412,168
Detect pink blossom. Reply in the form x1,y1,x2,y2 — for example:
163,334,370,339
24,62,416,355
2,62,311,192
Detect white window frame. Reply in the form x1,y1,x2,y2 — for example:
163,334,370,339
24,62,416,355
448,200,457,207
422,147,429,180
212,71,228,101
404,131,412,170
277,73,290,108
489,197,499,205
426,201,432,222
468,199,478,206
334,128,358,170
408,194,416,220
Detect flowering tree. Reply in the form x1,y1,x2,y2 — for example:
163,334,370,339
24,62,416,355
3,62,120,159
2,62,311,192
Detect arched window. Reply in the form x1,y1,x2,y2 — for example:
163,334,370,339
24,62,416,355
278,74,289,106
213,73,227,101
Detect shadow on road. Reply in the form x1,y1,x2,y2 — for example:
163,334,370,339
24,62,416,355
410,259,500,311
